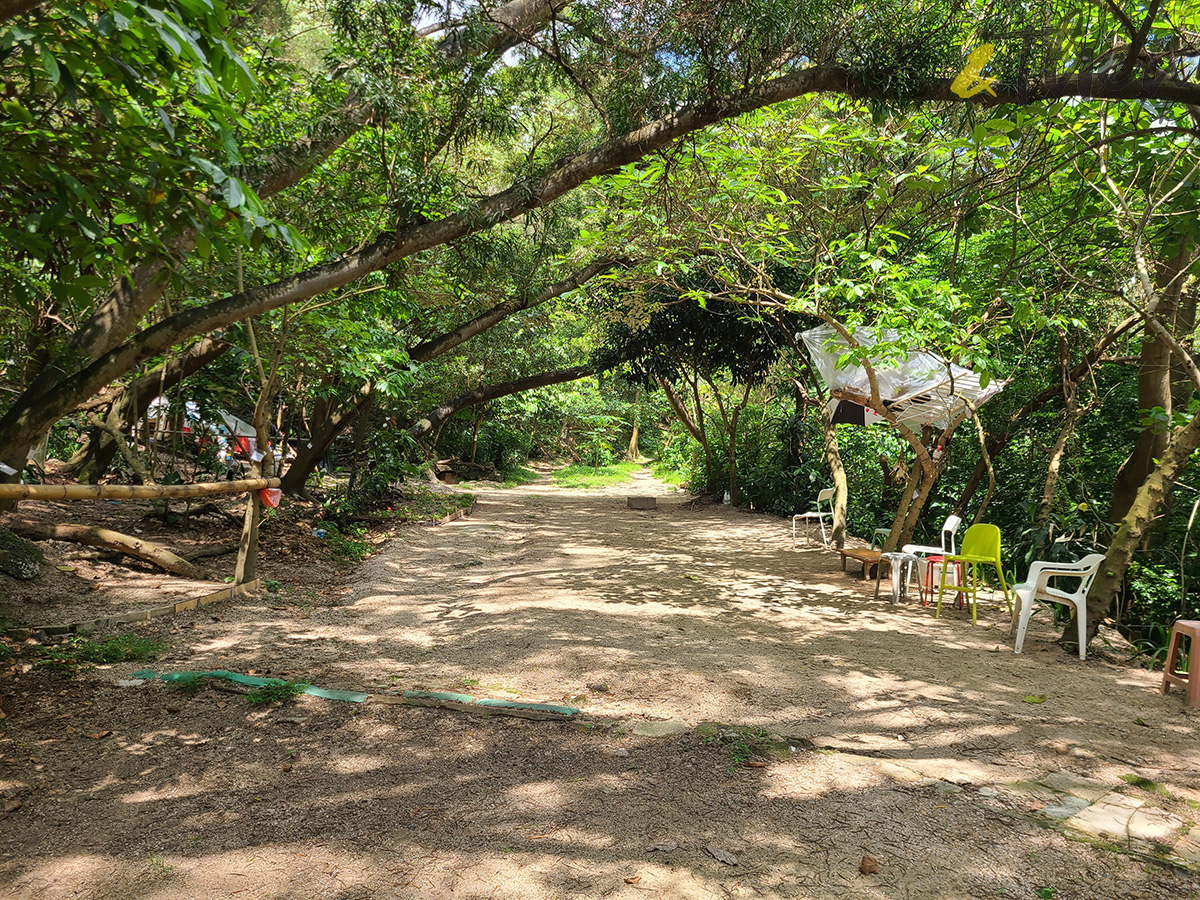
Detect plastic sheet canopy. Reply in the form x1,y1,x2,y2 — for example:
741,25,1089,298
800,325,1004,431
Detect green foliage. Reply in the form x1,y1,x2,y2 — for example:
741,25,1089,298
322,521,372,563
246,679,309,705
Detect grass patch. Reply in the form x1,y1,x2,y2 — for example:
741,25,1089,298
246,679,309,705
74,634,166,663
650,460,687,486
168,675,207,695
552,461,640,489
1120,773,1173,798
33,633,165,677
501,465,540,488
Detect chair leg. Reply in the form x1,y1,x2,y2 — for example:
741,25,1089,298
969,562,979,625
1014,598,1032,654
994,559,1013,613
936,564,949,618
1162,631,1182,695
819,518,829,548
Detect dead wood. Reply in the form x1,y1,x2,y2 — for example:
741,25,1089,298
10,522,200,577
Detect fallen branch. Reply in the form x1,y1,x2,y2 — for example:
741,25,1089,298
185,542,240,561
11,522,200,577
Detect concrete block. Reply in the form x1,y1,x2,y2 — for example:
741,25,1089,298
627,496,656,510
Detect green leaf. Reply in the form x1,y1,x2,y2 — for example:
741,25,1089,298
1022,694,1047,704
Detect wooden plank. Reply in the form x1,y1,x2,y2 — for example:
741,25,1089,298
0,478,281,502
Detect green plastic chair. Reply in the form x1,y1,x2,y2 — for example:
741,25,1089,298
937,523,1011,625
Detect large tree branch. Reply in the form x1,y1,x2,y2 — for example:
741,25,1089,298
408,258,618,362
4,66,1199,466
407,364,595,439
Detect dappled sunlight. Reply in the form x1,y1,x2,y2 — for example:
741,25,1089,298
4,484,1197,900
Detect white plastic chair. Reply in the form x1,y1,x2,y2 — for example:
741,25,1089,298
901,514,963,600
792,488,834,547
1013,553,1106,660
901,514,963,558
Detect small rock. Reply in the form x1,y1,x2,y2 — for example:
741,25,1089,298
978,786,999,797
859,854,879,875
933,781,964,794
116,678,145,688
603,748,630,758
705,844,738,866
647,840,678,853
587,683,610,693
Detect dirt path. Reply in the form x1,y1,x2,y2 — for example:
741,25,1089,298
2,466,1199,899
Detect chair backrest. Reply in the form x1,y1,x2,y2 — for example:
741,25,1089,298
959,523,1001,559
940,515,963,555
816,487,835,508
1074,553,1106,595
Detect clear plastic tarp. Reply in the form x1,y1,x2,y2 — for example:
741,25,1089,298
800,325,1004,431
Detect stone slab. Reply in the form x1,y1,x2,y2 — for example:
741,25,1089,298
1040,769,1112,802
1063,791,1144,840
1040,795,1092,820
626,718,687,737
627,497,656,510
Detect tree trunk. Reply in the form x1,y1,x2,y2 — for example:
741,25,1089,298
626,388,642,461
1035,390,1084,529
10,522,199,577
1110,244,1192,522
279,383,375,495
1085,410,1200,640
656,375,712,488
819,401,848,549
69,338,229,482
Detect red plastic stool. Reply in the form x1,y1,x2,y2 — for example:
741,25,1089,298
922,555,964,607
1161,619,1200,707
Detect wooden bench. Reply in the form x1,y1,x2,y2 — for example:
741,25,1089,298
837,548,882,579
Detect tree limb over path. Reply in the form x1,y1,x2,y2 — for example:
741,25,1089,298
1,63,1196,464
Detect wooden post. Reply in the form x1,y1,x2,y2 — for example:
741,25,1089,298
234,480,262,584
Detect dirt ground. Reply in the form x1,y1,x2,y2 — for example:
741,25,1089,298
2,465,1199,900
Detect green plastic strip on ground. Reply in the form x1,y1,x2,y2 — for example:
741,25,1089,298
131,669,369,702
130,671,579,715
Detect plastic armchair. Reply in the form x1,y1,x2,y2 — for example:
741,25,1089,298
792,488,834,548
937,523,1011,625
1013,553,1106,661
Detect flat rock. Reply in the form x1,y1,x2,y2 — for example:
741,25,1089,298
1040,770,1112,802
1040,795,1092,820
1063,791,1143,839
627,719,688,737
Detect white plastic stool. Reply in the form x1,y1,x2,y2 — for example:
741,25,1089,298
874,552,920,604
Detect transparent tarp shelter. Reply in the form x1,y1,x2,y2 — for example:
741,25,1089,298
800,325,1004,432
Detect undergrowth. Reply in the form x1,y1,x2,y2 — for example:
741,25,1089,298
34,634,165,676
246,679,309,705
